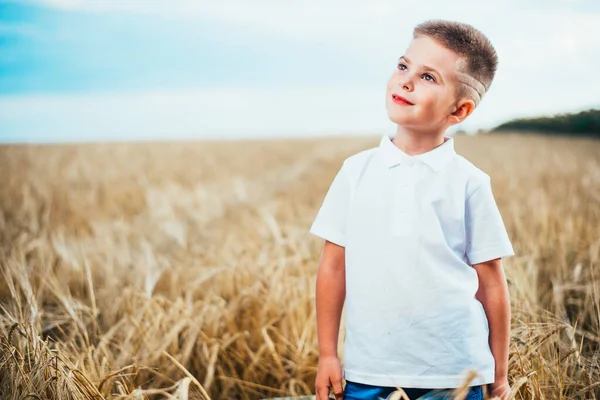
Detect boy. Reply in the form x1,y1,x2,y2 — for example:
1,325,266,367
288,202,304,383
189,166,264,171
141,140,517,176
310,20,514,400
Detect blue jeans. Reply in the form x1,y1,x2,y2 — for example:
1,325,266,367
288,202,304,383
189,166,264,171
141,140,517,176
343,380,484,400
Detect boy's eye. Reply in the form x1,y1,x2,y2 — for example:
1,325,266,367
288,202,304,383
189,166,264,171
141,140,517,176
397,63,436,83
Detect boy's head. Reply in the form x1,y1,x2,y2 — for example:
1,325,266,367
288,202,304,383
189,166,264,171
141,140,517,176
386,19,498,131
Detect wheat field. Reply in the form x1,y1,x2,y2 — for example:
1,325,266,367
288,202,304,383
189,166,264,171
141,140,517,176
0,132,599,400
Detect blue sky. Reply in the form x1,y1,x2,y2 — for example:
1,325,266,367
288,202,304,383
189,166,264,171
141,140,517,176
1,0,599,143
0,1,372,94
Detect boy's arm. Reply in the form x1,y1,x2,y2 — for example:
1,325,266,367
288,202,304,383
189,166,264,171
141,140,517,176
316,240,346,358
309,161,350,398
473,257,511,398
464,175,514,398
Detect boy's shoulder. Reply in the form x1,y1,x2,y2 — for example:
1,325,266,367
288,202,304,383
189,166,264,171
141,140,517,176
341,145,379,168
337,145,380,183
452,154,490,180
452,154,492,196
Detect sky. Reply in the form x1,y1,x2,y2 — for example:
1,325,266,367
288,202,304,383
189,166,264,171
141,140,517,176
0,0,599,143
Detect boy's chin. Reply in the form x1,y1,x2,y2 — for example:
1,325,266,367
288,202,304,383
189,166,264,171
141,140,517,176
387,114,415,126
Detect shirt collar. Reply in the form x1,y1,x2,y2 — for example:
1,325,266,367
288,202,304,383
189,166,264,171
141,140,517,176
379,134,456,172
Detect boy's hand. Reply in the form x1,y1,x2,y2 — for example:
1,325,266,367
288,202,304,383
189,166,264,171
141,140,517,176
315,355,344,400
489,377,511,399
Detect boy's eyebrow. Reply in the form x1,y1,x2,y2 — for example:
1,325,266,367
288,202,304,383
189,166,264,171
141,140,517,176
398,56,444,83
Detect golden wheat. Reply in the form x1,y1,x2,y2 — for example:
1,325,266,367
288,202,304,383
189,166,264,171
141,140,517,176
0,132,598,399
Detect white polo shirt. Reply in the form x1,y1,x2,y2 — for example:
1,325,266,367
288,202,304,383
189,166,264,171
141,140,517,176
309,133,515,388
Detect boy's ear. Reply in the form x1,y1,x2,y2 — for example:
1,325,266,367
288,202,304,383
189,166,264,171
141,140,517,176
448,98,475,125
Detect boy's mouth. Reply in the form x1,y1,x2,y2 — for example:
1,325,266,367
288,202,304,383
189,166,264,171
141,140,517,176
391,94,414,106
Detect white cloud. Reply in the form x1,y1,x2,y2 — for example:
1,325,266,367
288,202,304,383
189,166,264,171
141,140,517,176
25,0,600,83
24,0,521,50
4,0,599,142
0,86,395,143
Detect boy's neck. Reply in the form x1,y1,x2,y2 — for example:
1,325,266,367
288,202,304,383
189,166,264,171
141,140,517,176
391,125,448,156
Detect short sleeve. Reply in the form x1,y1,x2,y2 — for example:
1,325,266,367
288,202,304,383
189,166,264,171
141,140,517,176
309,161,351,247
465,176,515,265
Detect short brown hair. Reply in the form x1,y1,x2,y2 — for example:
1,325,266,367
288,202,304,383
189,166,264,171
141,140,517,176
413,19,498,106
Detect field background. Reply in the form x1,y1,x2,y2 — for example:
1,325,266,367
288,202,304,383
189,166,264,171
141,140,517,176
1,132,599,399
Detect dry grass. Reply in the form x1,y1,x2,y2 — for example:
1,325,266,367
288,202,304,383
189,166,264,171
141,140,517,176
0,132,599,400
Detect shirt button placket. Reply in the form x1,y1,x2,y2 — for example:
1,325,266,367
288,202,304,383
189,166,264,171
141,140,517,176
390,161,416,237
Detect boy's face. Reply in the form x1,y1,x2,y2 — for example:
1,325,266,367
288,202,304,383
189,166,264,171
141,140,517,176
385,35,466,130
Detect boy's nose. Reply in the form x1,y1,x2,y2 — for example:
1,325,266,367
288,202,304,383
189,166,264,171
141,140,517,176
399,78,414,92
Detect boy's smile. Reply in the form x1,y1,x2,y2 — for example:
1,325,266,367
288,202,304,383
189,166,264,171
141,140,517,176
391,93,414,106
386,36,464,131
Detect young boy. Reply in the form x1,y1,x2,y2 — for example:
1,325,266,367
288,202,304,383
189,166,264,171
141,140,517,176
310,20,514,400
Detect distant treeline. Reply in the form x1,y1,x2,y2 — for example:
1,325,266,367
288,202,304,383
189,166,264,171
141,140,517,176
491,108,600,138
